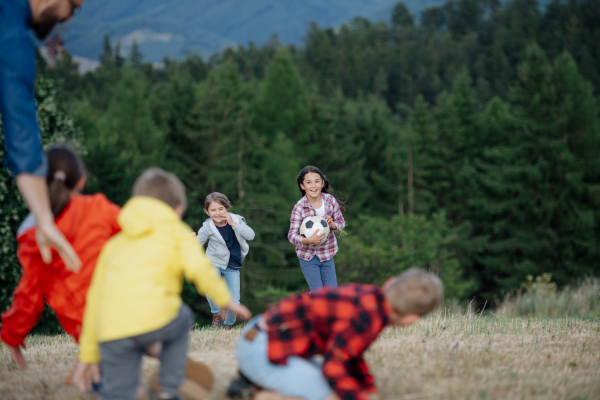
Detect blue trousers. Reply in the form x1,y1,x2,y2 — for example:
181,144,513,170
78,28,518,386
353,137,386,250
237,316,333,400
206,266,240,326
299,256,337,292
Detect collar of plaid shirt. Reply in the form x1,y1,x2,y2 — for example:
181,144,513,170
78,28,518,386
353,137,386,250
300,193,331,211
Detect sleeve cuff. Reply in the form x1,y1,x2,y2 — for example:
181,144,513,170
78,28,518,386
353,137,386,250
79,347,101,364
9,154,47,178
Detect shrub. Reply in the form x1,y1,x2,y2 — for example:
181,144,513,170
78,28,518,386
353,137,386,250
497,275,600,318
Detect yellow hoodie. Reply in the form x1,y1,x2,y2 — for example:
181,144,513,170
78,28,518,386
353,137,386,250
79,197,232,364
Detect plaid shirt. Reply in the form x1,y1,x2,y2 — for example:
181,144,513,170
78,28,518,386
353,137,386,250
288,193,346,261
264,284,391,400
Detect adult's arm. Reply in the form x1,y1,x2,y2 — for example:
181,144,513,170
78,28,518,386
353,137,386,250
0,1,45,178
16,175,81,271
0,3,80,271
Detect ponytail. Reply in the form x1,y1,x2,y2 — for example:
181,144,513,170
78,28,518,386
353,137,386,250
46,145,85,218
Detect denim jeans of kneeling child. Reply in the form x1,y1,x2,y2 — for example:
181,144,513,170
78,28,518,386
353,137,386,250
206,266,240,326
236,316,333,400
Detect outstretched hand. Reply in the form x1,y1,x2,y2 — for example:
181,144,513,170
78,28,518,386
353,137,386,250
73,362,101,393
227,301,252,320
36,221,81,272
16,174,81,272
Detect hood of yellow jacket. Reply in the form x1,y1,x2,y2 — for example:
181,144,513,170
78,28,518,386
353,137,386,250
118,196,180,237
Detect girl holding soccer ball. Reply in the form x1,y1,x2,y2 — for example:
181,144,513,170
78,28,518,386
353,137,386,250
288,166,346,291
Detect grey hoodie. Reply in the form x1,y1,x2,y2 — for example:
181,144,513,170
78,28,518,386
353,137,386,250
196,213,255,270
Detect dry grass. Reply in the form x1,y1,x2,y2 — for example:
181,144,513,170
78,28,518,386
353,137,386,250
498,276,600,318
1,314,599,400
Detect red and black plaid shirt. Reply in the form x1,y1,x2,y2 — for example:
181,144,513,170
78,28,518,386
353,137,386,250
263,284,391,400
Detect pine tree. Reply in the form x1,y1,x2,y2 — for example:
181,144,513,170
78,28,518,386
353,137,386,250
409,94,444,215
99,34,113,68
392,2,414,29
473,45,600,298
433,68,480,222
82,68,166,205
128,40,143,70
252,49,309,142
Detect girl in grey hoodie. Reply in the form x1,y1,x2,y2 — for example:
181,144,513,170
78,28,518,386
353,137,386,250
197,192,255,329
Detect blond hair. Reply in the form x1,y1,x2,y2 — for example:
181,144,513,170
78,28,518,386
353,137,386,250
386,269,443,316
204,192,232,211
132,168,187,209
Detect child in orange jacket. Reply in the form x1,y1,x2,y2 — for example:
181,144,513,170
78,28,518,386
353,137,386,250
0,144,121,368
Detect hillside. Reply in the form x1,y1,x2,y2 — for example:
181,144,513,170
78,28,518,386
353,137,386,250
64,0,451,62
1,314,599,399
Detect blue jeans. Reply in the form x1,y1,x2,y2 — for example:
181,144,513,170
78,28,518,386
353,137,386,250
236,316,333,400
299,256,337,292
206,266,240,326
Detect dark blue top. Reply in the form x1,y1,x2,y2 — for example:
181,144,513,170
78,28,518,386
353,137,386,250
216,223,243,269
0,0,47,177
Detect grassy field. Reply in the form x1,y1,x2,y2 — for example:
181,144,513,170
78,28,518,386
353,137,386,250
1,312,599,400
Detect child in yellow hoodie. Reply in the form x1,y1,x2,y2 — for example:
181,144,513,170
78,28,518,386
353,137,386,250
73,168,251,400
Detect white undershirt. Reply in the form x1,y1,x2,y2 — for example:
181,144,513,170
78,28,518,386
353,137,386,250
315,203,325,217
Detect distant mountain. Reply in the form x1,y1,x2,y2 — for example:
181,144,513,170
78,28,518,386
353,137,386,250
63,0,444,62
63,0,552,63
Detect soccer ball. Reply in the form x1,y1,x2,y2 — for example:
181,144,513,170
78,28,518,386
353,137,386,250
300,216,330,245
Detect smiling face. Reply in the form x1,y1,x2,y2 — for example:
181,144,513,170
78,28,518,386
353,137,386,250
205,201,229,226
300,172,325,201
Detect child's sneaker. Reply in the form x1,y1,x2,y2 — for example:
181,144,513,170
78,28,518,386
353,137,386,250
226,372,259,400
210,314,221,330
223,324,234,331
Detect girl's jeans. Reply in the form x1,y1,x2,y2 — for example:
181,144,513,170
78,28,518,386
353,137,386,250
299,256,337,292
206,266,240,326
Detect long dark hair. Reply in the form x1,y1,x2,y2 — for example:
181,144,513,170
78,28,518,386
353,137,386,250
46,145,85,218
296,166,347,211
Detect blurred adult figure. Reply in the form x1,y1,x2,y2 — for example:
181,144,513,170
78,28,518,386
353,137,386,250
0,0,85,271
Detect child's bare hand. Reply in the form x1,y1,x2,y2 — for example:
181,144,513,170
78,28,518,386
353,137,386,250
324,216,338,230
73,362,101,393
224,212,236,228
227,301,252,320
304,229,326,245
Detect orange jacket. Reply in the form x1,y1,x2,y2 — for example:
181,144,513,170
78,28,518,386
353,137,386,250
0,194,120,347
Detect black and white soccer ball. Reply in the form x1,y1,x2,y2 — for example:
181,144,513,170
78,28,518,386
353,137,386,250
300,216,330,245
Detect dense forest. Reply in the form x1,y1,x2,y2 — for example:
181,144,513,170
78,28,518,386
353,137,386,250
1,0,599,328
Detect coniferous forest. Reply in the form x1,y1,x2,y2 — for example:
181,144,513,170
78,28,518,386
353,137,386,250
1,0,599,328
